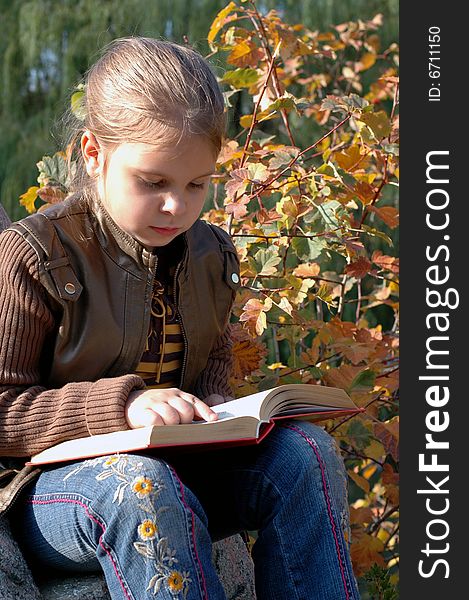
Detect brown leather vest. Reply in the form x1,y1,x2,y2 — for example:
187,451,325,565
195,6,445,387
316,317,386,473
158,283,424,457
7,194,240,393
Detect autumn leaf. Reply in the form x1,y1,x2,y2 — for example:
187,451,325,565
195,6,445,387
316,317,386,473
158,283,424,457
350,506,374,525
382,463,399,505
344,419,375,451
373,418,399,461
344,257,373,279
323,364,363,391
208,1,238,44
227,39,264,68
335,145,370,172
369,205,399,229
351,530,385,576
221,68,260,89
293,262,320,277
231,324,267,379
239,297,273,337
356,52,376,72
348,468,370,493
354,181,376,205
36,184,67,205
359,110,392,140
19,186,39,213
372,250,400,274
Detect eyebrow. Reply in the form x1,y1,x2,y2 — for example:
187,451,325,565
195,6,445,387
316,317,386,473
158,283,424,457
135,169,216,179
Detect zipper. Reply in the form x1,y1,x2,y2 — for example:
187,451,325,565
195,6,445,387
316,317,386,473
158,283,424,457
134,254,158,370
174,243,188,390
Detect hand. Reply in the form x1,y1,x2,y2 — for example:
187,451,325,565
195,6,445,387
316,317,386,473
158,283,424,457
125,388,219,429
203,394,235,407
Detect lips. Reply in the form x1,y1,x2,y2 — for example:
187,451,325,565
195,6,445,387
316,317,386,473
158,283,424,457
150,226,180,235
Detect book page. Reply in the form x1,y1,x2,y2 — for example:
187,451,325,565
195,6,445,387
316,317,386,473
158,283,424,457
211,390,269,420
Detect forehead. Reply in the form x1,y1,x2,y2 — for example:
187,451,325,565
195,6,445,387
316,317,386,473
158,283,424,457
115,137,217,175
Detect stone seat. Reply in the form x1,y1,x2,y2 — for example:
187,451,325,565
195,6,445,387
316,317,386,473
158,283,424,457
0,516,256,599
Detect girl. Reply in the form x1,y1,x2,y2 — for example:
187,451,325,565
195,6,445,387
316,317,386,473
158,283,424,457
0,37,360,599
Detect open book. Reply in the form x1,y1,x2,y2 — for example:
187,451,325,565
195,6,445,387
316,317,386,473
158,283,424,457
28,384,362,465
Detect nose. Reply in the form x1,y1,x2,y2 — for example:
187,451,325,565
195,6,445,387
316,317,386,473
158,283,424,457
159,192,186,216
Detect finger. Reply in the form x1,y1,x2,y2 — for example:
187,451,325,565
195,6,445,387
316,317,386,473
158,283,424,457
166,397,196,424
136,407,166,428
149,402,182,426
193,400,219,422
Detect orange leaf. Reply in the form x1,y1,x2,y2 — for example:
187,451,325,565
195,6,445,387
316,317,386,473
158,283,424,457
369,205,399,228
227,40,263,68
372,250,399,274
351,530,385,576
207,2,238,44
293,262,320,277
354,181,376,205
344,257,372,279
323,364,363,391
231,323,268,376
382,463,400,505
373,419,399,461
350,506,374,525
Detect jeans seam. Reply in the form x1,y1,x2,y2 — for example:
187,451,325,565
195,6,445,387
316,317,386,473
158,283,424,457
166,464,209,600
281,423,354,600
26,496,135,600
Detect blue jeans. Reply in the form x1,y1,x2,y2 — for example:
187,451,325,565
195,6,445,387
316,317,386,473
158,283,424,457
13,420,360,599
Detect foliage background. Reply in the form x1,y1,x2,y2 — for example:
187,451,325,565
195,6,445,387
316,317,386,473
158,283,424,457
2,1,399,598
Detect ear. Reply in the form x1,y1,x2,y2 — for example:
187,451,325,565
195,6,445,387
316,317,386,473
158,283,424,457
81,130,104,177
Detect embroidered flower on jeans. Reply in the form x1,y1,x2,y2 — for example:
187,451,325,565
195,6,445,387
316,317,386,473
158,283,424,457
138,519,158,541
167,570,186,593
103,455,120,467
132,476,154,497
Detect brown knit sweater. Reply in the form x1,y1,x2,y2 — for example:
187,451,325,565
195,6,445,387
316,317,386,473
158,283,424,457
0,230,234,458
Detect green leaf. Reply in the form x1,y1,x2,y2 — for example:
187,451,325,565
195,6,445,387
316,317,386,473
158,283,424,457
291,236,327,261
343,94,369,111
221,68,260,89
36,152,70,189
361,224,394,246
254,248,282,276
359,110,392,140
345,420,375,451
71,90,86,120
350,369,376,391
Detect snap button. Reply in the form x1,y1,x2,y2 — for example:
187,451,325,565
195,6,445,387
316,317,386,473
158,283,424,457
231,273,240,284
64,282,76,295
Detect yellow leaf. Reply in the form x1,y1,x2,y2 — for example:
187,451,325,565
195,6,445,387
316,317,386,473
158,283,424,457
240,114,253,129
359,110,392,140
365,439,386,461
357,52,376,72
348,469,370,494
19,186,39,214
207,1,238,44
268,362,288,370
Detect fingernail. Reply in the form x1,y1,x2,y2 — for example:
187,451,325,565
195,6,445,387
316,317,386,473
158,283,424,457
209,413,218,421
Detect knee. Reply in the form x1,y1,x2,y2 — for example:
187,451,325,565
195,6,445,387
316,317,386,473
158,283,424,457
85,454,176,509
273,421,348,499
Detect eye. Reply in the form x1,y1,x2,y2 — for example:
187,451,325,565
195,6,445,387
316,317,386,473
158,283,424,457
139,178,164,189
189,182,205,190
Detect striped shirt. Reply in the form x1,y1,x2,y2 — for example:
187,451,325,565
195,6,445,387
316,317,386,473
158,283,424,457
134,241,184,388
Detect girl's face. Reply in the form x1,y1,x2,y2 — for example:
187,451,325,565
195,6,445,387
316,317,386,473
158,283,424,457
82,133,217,249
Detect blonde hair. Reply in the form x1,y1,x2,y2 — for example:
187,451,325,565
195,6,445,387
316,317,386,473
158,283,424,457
63,37,226,197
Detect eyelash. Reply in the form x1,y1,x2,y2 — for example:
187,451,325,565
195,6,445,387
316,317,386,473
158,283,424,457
140,179,205,190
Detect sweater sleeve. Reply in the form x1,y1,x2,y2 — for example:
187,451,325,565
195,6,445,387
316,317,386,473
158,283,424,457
192,322,235,401
0,230,145,458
